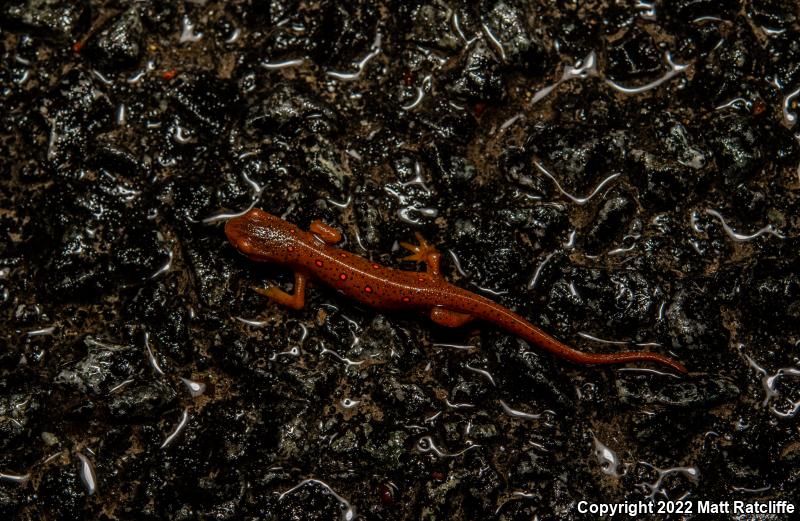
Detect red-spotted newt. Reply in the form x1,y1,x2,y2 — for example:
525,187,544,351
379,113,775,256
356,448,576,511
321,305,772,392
225,209,687,373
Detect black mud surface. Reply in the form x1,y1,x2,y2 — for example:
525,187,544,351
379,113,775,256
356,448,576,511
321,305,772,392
2,1,799,520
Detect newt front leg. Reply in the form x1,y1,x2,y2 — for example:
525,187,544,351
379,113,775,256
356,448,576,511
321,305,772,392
254,271,308,310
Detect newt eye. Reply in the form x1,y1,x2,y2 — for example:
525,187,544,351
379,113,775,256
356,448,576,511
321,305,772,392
236,239,253,253
235,238,269,260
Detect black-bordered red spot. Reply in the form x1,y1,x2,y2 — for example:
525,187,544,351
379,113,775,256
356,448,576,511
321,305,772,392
372,263,380,269
364,286,373,293
315,260,324,267
339,273,347,280
288,246,294,252
402,296,411,303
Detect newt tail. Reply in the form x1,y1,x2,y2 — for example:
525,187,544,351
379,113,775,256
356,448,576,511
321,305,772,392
225,209,687,374
444,286,687,373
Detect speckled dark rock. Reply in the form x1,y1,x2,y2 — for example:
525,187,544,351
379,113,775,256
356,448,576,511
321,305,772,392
55,337,141,395
2,0,90,42
2,1,800,519
616,373,740,408
107,380,177,419
0,383,43,451
444,41,505,101
87,8,143,69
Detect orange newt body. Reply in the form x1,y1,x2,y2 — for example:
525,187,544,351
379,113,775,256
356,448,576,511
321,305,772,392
225,209,687,373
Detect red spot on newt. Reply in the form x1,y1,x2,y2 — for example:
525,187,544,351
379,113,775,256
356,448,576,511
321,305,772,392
315,260,323,267
224,209,688,374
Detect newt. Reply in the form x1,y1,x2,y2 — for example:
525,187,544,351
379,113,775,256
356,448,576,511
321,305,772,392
225,209,687,373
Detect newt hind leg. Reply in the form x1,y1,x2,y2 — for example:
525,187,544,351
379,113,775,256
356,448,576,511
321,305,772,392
430,307,473,328
254,272,307,310
400,232,442,277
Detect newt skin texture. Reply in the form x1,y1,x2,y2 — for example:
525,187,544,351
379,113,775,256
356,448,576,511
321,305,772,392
225,209,687,373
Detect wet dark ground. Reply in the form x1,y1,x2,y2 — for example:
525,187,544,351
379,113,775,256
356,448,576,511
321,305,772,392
1,1,800,519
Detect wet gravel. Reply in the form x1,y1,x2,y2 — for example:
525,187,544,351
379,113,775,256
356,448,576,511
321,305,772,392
2,1,800,519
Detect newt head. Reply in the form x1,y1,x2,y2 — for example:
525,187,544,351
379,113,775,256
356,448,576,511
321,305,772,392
225,208,295,262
